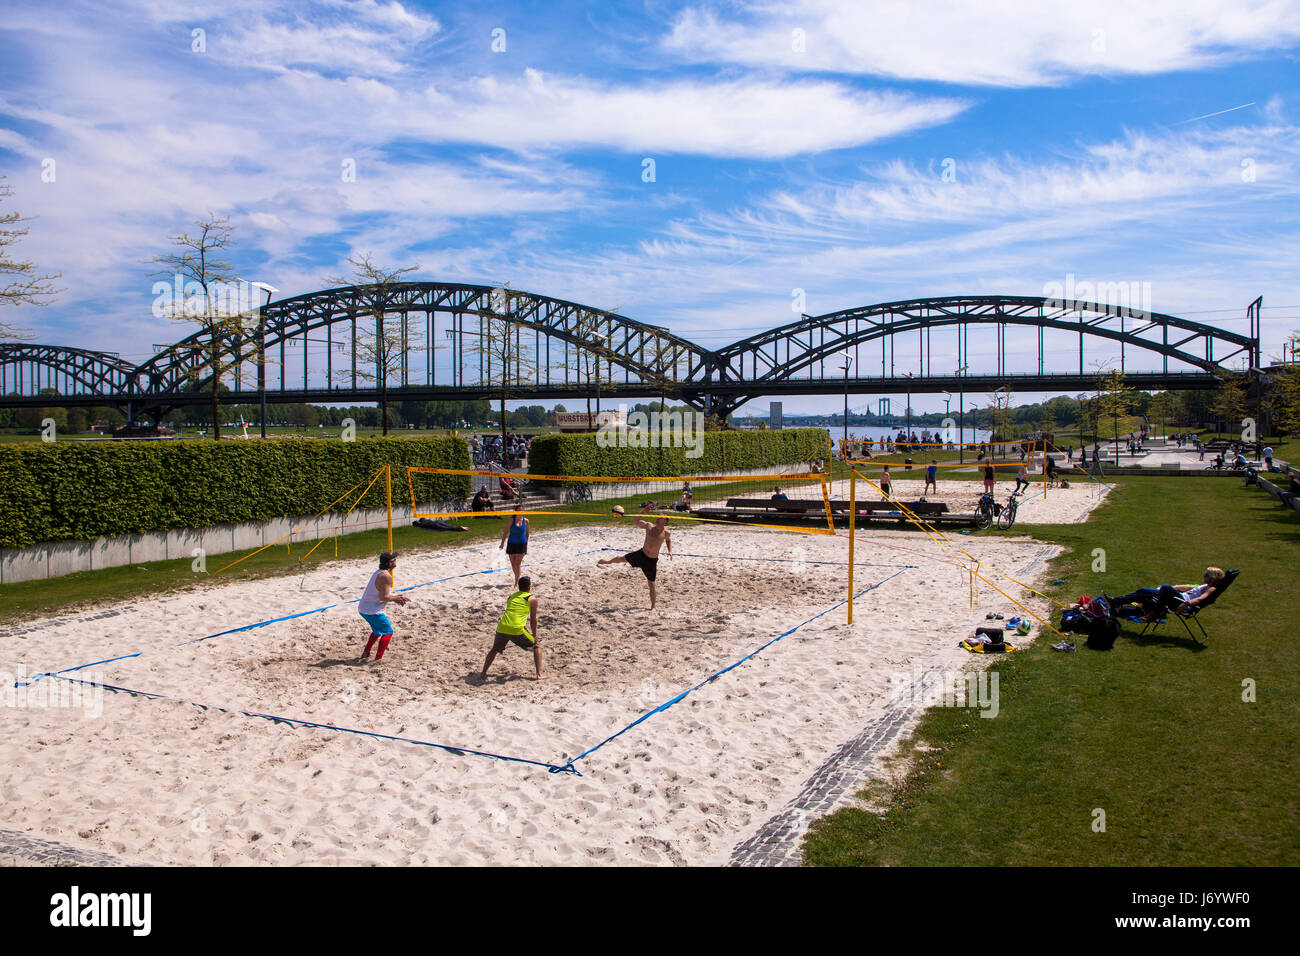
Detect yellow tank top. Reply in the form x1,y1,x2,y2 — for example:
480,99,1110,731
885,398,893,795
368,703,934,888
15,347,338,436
497,590,532,635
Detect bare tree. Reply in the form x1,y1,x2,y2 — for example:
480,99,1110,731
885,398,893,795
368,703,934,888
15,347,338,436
1,177,61,337
462,289,542,448
152,213,245,438
329,254,421,436
568,308,620,428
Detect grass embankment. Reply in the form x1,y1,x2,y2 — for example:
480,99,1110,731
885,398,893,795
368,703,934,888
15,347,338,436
802,475,1300,866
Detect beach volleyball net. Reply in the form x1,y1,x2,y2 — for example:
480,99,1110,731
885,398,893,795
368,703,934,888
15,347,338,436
407,467,836,535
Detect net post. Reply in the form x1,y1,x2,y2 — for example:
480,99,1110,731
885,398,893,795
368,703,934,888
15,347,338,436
386,465,393,558
848,468,856,625
1042,440,1048,497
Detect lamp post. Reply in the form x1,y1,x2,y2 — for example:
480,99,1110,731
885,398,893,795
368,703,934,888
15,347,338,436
245,281,279,439
955,365,969,461
592,331,611,429
1249,365,1267,457
902,371,915,440
943,391,951,447
840,351,854,454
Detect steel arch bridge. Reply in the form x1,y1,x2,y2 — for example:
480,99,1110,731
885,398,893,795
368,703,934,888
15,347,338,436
0,287,1259,420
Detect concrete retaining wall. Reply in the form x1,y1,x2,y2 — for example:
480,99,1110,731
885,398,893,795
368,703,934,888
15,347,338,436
0,505,414,585
1253,474,1300,514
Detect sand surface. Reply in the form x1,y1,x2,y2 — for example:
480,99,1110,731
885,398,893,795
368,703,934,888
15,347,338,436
1,483,1107,866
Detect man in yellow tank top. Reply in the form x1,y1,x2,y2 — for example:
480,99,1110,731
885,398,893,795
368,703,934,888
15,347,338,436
480,575,542,681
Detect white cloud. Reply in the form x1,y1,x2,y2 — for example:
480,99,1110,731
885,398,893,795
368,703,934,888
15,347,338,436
483,122,1300,365
664,0,1300,86
408,69,967,158
155,0,441,76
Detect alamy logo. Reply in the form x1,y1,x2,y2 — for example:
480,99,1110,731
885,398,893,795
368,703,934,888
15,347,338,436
49,886,151,936
889,668,1000,718
1041,273,1152,320
596,404,705,458
151,275,265,324
2,669,103,718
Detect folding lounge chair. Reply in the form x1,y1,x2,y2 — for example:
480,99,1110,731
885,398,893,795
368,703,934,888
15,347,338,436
1139,569,1240,645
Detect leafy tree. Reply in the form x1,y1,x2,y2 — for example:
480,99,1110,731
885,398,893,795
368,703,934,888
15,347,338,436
1149,391,1183,436
15,388,67,432
1209,371,1248,437
1267,332,1300,436
1093,369,1137,454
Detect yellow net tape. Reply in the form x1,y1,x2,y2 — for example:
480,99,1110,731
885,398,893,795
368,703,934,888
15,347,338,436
848,467,1066,637
211,467,387,577
407,467,836,537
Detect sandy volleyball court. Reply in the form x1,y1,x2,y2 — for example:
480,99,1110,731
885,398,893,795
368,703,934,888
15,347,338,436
1,483,1107,866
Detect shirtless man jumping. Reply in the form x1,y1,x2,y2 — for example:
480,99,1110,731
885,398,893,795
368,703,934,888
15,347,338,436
598,515,672,609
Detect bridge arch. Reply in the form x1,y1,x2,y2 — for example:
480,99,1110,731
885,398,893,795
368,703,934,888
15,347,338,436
712,295,1257,386
0,344,136,399
0,289,1260,420
128,282,713,401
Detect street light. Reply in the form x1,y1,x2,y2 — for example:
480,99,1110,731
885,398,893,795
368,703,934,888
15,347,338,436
955,365,969,462
242,280,279,439
1249,366,1268,456
587,330,612,430
902,371,915,440
840,351,854,454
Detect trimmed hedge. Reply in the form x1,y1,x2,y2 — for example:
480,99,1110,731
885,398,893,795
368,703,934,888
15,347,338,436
527,427,830,478
0,437,470,548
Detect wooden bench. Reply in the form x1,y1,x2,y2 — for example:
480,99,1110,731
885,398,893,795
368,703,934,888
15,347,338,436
723,497,824,512
719,497,948,516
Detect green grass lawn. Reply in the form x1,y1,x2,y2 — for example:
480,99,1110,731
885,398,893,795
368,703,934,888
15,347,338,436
802,475,1300,866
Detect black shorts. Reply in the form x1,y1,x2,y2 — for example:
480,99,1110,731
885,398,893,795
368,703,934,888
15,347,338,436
492,630,536,652
625,548,659,582
505,542,527,555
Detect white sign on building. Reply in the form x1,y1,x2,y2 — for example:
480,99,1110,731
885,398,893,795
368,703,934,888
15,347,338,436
555,410,626,432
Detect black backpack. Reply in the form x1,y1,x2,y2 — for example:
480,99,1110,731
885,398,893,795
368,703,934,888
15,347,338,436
1086,616,1119,650
1060,599,1120,650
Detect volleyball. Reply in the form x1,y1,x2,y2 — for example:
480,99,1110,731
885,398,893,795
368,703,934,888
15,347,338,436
611,505,625,516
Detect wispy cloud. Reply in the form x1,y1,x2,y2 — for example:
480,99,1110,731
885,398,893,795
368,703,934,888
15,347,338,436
664,0,1300,87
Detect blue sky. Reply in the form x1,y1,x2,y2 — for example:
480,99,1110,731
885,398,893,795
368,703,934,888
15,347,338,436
2,0,1299,416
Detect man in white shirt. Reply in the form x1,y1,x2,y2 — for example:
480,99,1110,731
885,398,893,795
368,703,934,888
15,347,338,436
358,552,409,661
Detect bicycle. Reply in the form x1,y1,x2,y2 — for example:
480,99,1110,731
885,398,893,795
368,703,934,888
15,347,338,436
564,482,592,503
439,494,470,514
997,491,1022,530
974,492,996,530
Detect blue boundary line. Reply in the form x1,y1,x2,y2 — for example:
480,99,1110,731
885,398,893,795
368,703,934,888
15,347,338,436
11,652,142,689
20,547,915,779
50,674,568,774
16,547,607,685
550,566,913,775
